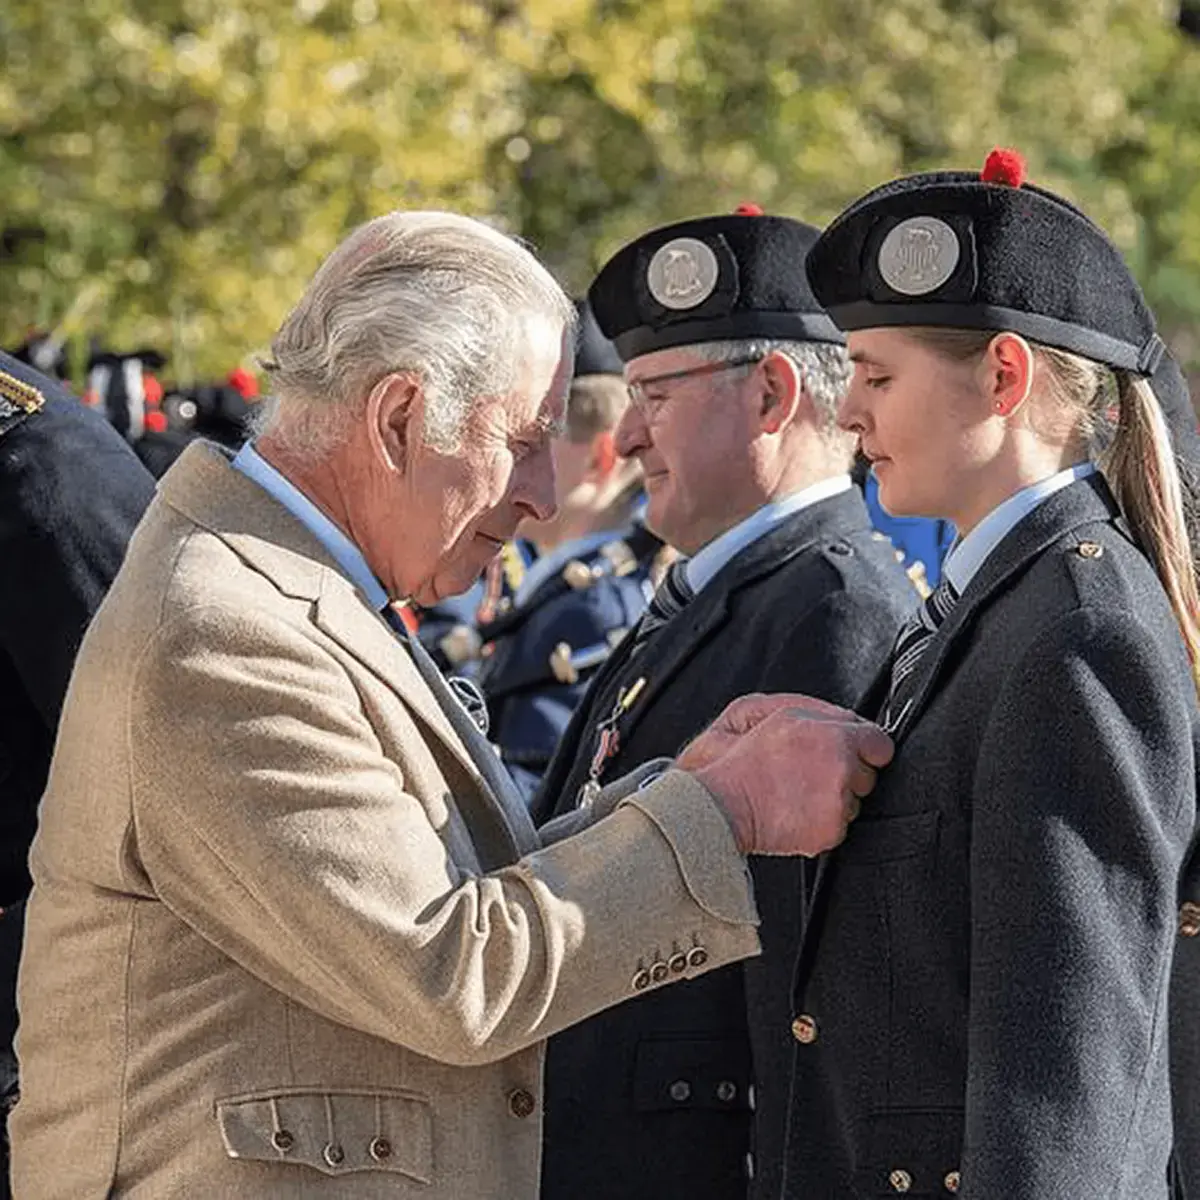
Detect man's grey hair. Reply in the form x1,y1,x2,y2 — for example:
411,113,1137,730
690,338,853,431
255,211,575,458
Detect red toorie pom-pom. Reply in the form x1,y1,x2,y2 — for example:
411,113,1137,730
733,202,764,216
143,373,164,406
981,147,1026,188
226,366,260,399
144,410,168,434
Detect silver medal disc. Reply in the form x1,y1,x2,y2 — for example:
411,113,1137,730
646,237,720,310
877,216,960,297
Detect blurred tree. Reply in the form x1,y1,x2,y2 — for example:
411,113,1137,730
2,0,1199,376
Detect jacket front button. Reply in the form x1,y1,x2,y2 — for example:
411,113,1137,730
271,1129,295,1154
791,1014,818,1044
369,1136,393,1162
889,1168,913,1193
944,1170,961,1193
668,1080,691,1102
508,1088,536,1119
323,1142,345,1167
1181,902,1200,938
715,1080,737,1103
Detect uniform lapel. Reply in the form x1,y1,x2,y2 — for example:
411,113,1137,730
613,490,875,748
798,474,1126,958
884,474,1122,744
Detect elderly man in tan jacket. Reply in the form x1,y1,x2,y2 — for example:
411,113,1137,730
11,212,889,1200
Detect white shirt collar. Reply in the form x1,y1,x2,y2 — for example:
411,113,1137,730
684,475,853,595
231,442,389,611
943,462,1098,594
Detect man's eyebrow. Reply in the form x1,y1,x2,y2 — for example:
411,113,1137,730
533,409,566,439
849,351,884,367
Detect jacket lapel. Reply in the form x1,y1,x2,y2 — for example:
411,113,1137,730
158,442,530,859
884,473,1123,744
614,489,876,747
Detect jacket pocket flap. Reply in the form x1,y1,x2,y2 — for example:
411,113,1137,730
633,1035,753,1112
856,1107,964,1196
215,1087,433,1183
838,811,939,866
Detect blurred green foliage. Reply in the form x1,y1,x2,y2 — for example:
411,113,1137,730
2,0,1199,377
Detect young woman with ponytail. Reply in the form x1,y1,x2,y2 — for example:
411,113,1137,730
783,151,1200,1200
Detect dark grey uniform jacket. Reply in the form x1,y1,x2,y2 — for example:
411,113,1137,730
783,473,1198,1200
533,488,917,1200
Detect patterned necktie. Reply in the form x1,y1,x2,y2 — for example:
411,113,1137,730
632,561,694,653
879,576,960,733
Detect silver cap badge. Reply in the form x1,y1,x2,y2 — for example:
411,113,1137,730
877,217,960,296
646,237,720,310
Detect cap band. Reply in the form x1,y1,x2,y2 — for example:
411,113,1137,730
827,301,1163,377
614,310,845,361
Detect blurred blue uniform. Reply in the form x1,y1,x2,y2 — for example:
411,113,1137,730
477,523,661,804
863,472,955,588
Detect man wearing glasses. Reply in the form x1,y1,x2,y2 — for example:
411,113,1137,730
533,208,917,1200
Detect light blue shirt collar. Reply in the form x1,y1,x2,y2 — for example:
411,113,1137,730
943,462,1097,594
231,442,389,612
684,475,853,595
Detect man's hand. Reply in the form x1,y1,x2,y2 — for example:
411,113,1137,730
677,693,893,856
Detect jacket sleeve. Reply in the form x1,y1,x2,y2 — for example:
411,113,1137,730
0,401,153,725
128,603,759,1069
963,606,1194,1197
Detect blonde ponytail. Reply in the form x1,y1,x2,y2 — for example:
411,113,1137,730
1103,372,1200,696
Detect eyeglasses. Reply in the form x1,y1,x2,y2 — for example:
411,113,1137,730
625,354,764,412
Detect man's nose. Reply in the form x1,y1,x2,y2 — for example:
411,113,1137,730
614,402,649,458
513,446,557,522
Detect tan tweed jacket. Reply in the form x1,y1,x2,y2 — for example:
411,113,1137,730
11,443,760,1199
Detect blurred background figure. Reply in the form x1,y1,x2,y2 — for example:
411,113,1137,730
477,299,660,802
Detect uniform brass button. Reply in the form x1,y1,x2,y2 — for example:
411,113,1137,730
668,1080,691,1102
686,946,709,968
271,1129,295,1153
632,967,651,991
650,960,670,983
1077,541,1104,559
369,1136,393,1162
1181,902,1200,938
889,1168,913,1193
323,1142,345,1167
944,1170,961,1193
791,1014,818,1044
668,951,688,973
508,1087,536,1119
716,1080,737,1103
563,560,593,590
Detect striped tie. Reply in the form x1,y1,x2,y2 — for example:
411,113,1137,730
631,561,694,653
879,577,959,733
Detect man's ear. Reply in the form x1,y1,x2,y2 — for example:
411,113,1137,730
758,351,804,434
586,430,619,481
981,333,1035,418
366,373,422,472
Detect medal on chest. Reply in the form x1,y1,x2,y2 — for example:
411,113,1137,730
578,676,646,808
